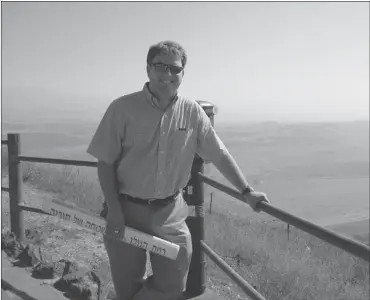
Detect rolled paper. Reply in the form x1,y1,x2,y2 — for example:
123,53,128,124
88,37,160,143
42,201,180,260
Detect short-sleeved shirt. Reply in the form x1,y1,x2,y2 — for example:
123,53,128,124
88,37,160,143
87,83,228,199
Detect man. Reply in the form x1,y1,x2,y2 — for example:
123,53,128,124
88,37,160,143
87,40,270,300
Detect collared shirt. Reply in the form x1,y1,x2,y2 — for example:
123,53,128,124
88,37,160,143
87,83,228,199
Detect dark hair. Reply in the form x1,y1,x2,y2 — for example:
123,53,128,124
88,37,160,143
147,40,187,68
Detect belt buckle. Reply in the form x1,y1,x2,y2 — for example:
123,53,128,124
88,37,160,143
147,198,157,205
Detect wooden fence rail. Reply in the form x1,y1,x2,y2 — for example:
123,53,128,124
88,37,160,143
17,155,97,167
201,241,266,300
198,173,370,262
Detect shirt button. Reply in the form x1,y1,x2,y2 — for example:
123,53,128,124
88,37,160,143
160,150,164,154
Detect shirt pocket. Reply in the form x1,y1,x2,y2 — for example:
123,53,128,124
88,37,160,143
171,127,195,152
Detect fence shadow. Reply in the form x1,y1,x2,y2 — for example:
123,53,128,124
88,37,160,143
2,279,39,300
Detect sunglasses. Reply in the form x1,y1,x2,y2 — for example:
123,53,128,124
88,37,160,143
151,63,184,75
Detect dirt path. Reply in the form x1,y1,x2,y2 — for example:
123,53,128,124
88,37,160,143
2,251,69,300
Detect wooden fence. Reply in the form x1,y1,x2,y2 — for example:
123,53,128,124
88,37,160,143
2,133,369,299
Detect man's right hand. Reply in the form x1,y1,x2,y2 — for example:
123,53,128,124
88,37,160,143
105,203,126,241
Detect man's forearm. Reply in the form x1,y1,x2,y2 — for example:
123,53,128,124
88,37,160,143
212,152,251,193
97,161,120,208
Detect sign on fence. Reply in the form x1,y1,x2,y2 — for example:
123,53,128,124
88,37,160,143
42,201,180,260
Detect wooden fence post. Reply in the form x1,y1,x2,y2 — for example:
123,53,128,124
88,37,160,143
7,133,24,241
185,156,206,297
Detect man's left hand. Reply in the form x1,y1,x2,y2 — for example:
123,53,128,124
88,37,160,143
243,191,270,213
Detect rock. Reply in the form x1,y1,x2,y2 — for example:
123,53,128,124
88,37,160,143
1,231,25,259
54,270,99,300
25,228,44,245
32,259,79,279
2,230,112,300
13,244,43,267
1,230,45,268
33,261,58,279
34,258,107,300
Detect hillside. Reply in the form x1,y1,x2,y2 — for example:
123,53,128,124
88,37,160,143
1,160,369,300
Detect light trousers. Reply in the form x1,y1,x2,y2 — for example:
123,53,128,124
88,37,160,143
103,193,192,300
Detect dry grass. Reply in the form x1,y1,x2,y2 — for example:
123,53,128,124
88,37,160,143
204,210,369,300
2,162,369,300
20,162,104,215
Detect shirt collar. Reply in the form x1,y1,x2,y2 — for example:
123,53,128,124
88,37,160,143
143,82,179,109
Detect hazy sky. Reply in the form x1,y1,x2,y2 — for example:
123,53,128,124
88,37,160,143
2,2,369,123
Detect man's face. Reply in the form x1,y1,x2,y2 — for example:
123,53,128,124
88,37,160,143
147,52,184,95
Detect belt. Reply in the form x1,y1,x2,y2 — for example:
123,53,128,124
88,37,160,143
121,191,180,206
